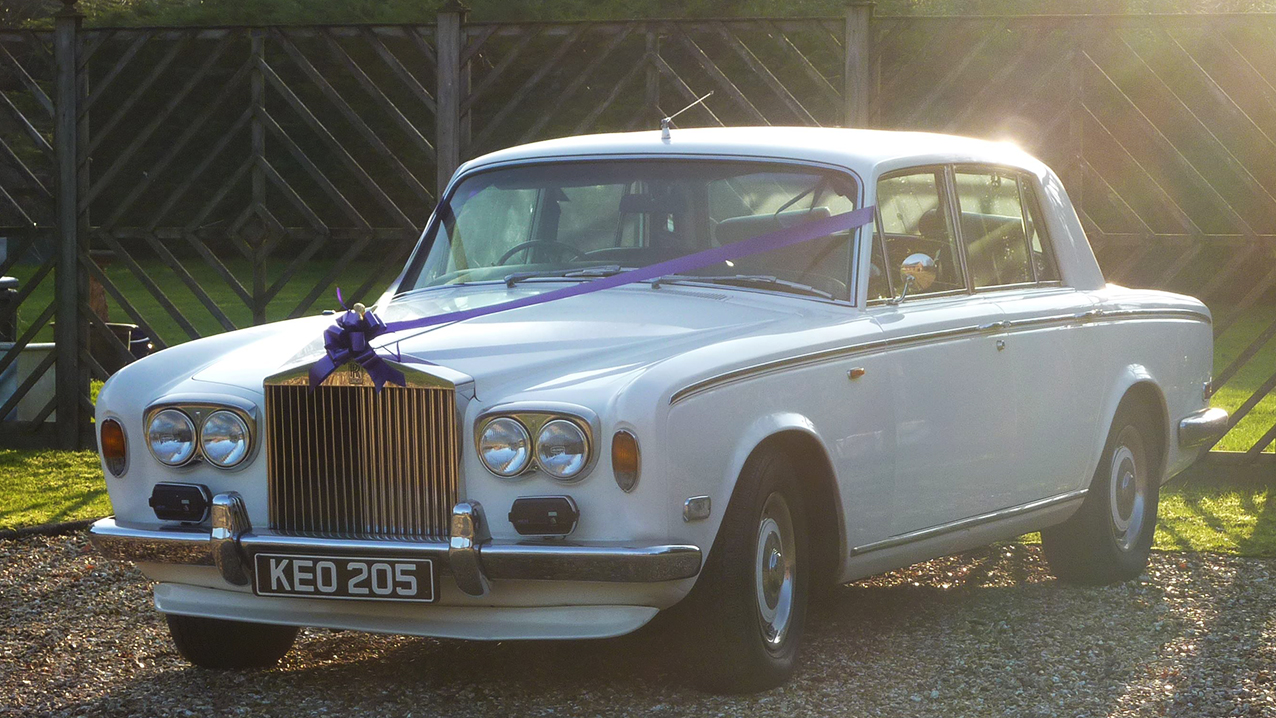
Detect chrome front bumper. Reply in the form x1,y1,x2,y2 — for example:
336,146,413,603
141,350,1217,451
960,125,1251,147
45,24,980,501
89,494,702,598
1178,406,1230,448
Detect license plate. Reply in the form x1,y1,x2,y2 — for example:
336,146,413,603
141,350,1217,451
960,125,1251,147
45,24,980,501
253,553,436,603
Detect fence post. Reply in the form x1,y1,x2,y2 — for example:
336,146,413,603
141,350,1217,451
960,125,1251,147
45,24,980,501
250,30,266,325
843,1,874,128
53,0,85,449
436,1,468,198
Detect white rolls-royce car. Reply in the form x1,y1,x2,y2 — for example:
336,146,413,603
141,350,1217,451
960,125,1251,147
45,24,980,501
90,127,1228,692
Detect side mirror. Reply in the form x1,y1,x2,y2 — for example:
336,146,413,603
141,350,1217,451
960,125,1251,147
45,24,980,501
891,253,937,305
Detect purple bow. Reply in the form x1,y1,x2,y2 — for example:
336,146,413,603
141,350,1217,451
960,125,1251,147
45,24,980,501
307,305,407,392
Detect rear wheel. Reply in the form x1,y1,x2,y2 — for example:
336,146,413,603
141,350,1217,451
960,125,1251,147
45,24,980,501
678,448,810,693
166,614,298,669
1042,404,1160,584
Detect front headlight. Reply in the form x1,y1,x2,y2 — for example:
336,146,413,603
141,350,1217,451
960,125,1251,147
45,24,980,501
535,419,588,480
479,417,532,477
148,409,196,466
201,410,251,468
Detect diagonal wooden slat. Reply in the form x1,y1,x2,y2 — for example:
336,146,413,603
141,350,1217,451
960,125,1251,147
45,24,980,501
83,34,240,211
259,159,327,232
0,183,35,226
0,42,52,117
318,28,435,159
461,25,499,67
713,21,818,125
91,229,204,340
461,26,539,114
0,90,54,158
83,257,172,351
260,57,418,229
764,20,842,105
572,51,650,134
260,109,371,229
1212,263,1276,339
1198,244,1264,308
519,22,637,142
85,32,192,156
273,30,433,205
1082,159,1159,236
1116,33,1276,219
0,134,51,200
0,301,55,380
77,28,118,71
406,26,438,70
650,53,724,126
470,23,590,152
80,30,150,116
1082,106,1204,236
668,23,768,125
1085,50,1260,239
901,21,1008,128
942,26,1051,133
0,350,55,422
357,27,436,116
143,107,252,231
122,228,239,334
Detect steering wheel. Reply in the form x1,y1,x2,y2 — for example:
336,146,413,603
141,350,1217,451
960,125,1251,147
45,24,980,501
497,240,584,265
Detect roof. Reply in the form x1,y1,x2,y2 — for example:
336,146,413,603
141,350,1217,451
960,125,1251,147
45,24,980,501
458,127,1051,181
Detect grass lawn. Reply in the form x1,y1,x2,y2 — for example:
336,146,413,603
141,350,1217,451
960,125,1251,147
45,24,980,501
0,449,109,532
1,447,1272,560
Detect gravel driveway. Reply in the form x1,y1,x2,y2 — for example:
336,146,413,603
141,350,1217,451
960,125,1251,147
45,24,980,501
3,533,1274,717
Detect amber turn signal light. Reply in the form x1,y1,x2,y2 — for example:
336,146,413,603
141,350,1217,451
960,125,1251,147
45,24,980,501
611,430,640,493
100,418,127,477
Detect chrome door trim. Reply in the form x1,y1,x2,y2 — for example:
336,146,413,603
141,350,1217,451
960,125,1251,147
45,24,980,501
849,489,1088,556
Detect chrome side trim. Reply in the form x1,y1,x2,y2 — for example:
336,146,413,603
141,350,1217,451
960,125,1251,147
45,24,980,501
480,542,702,583
670,306,1213,405
849,489,1088,556
1178,406,1230,448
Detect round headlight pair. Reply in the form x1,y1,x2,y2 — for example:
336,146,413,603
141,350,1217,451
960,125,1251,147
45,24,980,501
147,408,250,468
478,417,588,480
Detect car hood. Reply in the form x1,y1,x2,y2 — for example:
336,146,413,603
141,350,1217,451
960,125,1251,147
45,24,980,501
192,283,826,396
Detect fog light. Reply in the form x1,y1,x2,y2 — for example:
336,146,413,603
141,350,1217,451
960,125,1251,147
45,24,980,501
611,430,640,492
100,418,127,477
508,496,579,536
149,482,212,523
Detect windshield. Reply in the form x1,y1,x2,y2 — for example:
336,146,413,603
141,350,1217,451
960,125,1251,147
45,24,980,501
401,160,861,301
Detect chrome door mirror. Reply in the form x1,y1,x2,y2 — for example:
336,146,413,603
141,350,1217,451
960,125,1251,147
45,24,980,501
891,253,937,304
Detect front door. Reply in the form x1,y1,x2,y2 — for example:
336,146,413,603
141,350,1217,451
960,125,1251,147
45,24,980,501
868,167,1017,536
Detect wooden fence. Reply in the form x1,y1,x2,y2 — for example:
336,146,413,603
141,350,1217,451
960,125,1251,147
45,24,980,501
0,2,1273,471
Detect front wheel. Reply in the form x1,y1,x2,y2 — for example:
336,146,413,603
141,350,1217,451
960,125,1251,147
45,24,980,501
679,449,810,693
1042,405,1160,584
166,614,298,669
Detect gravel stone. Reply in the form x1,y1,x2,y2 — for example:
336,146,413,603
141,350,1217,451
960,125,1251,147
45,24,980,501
3,535,1274,717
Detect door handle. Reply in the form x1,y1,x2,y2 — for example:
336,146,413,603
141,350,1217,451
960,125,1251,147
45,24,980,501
978,320,1011,332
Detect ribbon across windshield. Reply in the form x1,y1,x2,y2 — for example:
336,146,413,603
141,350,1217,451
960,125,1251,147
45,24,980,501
309,204,877,391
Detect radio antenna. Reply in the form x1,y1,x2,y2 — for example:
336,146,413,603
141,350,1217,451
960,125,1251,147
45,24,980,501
661,91,713,140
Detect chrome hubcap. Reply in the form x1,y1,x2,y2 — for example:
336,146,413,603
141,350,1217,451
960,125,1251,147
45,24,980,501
755,492,796,650
1108,427,1147,552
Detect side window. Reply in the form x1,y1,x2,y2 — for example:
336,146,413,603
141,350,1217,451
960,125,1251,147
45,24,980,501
875,170,965,296
1021,181,1059,282
953,169,1033,288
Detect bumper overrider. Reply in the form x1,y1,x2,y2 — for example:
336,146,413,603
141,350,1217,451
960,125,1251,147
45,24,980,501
1178,406,1230,448
89,493,702,597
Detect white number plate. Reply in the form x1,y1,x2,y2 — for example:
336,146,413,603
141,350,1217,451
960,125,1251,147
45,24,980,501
253,553,435,603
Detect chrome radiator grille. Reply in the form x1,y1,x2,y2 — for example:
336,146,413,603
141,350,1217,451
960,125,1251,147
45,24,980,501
264,373,459,539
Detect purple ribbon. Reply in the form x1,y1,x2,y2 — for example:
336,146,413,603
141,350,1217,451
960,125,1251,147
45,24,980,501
310,204,876,391
308,305,407,391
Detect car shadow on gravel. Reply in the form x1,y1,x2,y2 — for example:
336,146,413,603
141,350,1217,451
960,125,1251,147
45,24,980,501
31,540,1270,718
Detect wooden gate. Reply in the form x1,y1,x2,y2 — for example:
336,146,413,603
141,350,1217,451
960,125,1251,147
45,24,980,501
0,3,1273,471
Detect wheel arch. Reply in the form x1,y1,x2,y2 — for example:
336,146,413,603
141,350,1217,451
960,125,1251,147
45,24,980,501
719,416,846,591
1095,367,1169,484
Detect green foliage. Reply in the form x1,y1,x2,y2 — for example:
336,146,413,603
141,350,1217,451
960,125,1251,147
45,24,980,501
9,0,1276,28
0,449,109,531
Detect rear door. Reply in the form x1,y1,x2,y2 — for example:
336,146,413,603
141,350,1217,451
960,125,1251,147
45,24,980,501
951,167,1099,504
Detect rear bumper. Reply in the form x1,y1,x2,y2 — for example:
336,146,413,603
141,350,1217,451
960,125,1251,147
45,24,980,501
1178,406,1230,448
89,494,702,598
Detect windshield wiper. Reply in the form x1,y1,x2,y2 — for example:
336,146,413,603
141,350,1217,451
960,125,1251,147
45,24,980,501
650,274,834,300
504,265,627,288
